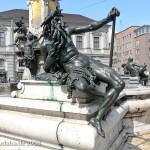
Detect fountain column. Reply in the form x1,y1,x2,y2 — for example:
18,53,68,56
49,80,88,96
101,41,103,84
27,0,59,35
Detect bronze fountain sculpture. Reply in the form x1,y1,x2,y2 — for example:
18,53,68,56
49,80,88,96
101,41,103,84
13,18,39,77
138,63,149,86
13,7,125,138
122,57,139,77
38,7,125,137
122,58,149,86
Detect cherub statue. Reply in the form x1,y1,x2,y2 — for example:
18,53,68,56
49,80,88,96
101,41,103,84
122,58,149,86
23,32,39,77
14,16,28,46
122,57,139,77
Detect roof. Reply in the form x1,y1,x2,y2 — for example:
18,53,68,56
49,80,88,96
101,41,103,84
0,9,96,24
116,26,140,35
62,13,95,24
0,9,29,19
134,25,150,31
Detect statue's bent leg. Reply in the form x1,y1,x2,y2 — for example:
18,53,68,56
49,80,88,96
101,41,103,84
73,78,104,97
90,62,125,137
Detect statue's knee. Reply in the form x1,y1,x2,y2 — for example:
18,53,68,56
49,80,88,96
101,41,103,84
119,80,125,90
43,65,49,73
75,82,87,92
115,80,125,91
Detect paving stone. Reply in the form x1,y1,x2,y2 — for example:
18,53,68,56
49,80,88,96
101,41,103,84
122,133,150,150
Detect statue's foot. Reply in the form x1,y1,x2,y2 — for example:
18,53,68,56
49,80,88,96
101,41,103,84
90,118,105,138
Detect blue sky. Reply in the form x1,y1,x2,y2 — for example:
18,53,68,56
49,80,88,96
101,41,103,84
0,0,150,32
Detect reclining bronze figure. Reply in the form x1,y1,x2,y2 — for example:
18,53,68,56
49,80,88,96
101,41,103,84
39,7,125,137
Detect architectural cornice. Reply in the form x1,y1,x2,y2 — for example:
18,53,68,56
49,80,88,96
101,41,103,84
92,30,102,36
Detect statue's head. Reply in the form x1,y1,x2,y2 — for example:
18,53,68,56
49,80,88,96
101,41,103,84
144,63,147,67
128,57,133,62
122,64,125,68
51,7,63,25
41,7,64,29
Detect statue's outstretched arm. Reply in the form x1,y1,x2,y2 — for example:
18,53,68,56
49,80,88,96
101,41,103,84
70,7,120,34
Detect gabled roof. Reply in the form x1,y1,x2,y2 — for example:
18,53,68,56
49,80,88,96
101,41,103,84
0,9,96,24
62,13,95,24
0,9,29,19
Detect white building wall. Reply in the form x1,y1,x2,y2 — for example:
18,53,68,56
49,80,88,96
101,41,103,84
0,23,16,81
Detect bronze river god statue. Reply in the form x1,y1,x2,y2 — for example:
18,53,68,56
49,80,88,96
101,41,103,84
39,7,125,137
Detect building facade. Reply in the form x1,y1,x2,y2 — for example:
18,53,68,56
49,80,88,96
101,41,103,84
0,4,111,82
114,25,150,75
113,26,140,74
0,9,29,82
134,25,150,71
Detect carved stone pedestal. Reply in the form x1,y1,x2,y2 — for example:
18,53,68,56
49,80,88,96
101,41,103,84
0,81,149,150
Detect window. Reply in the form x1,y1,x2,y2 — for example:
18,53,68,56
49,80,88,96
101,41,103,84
0,32,5,46
125,51,128,56
136,58,140,63
117,38,120,44
93,37,100,49
125,43,127,49
146,27,150,33
18,59,25,67
76,36,83,49
139,29,142,35
123,44,124,49
127,43,129,49
142,28,144,34
127,35,128,40
0,59,4,67
120,46,122,50
125,36,126,41
136,41,140,46
136,49,139,54
117,46,120,51
126,51,129,55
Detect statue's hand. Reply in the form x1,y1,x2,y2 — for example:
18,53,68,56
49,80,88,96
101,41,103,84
107,7,120,21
